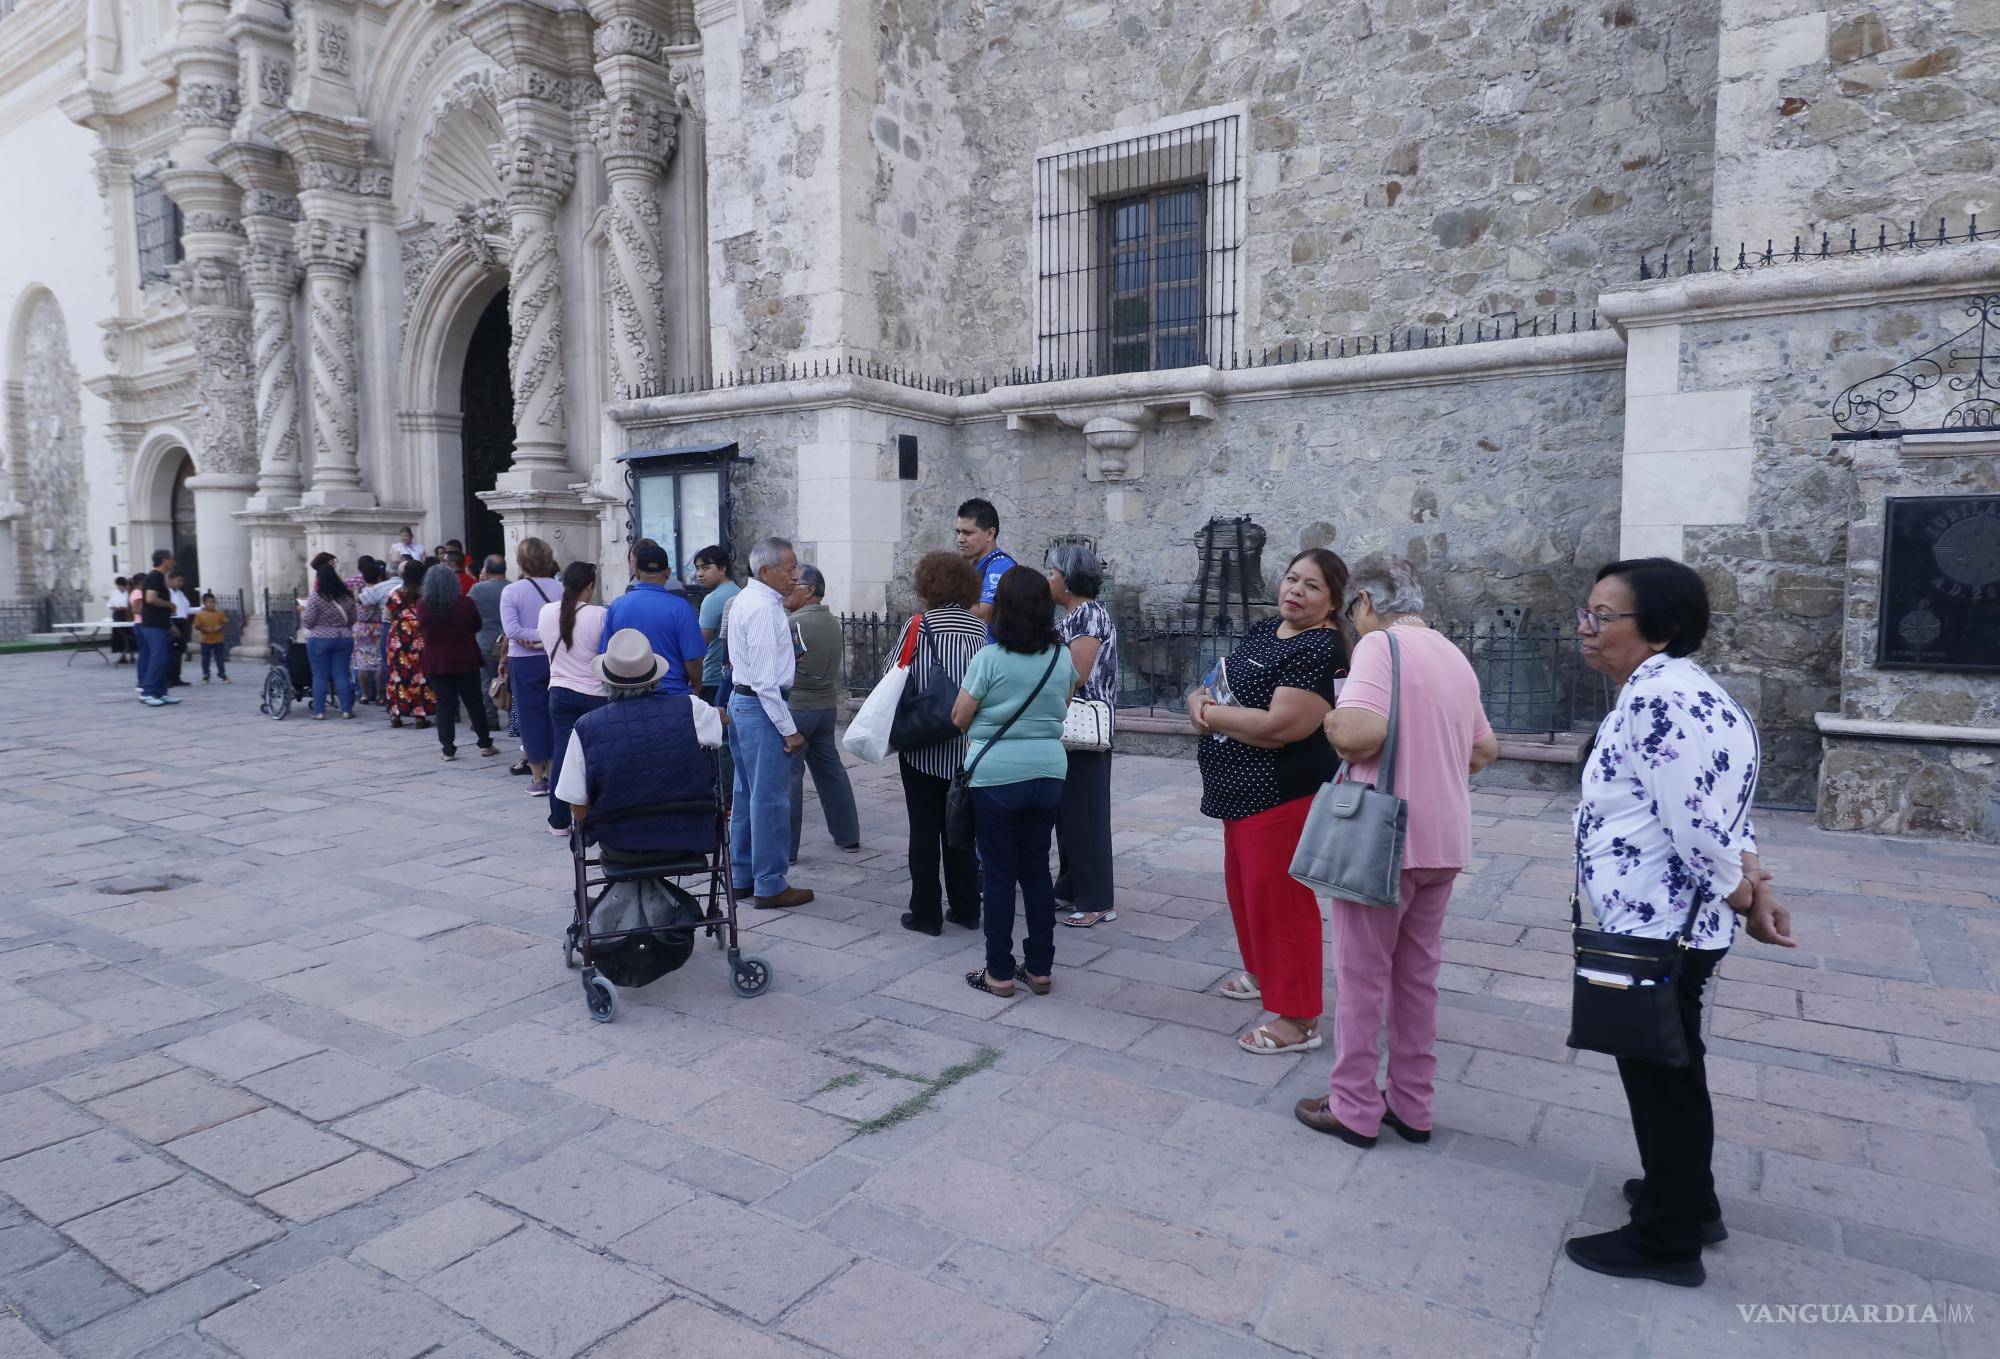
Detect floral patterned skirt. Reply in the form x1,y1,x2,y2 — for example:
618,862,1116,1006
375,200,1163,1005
384,620,433,719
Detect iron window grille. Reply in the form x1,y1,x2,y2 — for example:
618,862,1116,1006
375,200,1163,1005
134,171,184,286
1036,113,1242,379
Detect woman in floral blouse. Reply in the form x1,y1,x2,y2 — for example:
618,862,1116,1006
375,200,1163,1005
1563,557,1794,1290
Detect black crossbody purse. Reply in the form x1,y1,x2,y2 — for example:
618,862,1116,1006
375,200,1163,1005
1566,724,1759,1069
945,648,1062,848
891,616,961,752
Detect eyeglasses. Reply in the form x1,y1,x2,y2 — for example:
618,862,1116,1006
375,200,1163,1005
1575,606,1638,634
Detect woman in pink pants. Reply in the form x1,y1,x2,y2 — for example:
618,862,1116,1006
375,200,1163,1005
1295,555,1499,1148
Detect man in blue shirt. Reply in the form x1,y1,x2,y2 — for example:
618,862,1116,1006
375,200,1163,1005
601,538,706,694
954,497,1016,628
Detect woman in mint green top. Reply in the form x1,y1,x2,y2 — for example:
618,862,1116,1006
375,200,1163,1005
952,566,1079,998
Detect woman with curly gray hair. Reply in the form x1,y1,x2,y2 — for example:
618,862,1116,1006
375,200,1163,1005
414,563,498,762
1048,544,1120,927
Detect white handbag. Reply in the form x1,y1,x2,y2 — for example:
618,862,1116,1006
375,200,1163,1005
1060,697,1113,752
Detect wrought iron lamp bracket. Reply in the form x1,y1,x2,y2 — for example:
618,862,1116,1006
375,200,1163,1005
1832,293,2000,440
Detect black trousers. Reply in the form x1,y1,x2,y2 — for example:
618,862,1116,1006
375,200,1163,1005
900,761,980,928
1617,945,1724,1261
1054,748,1114,912
431,670,493,757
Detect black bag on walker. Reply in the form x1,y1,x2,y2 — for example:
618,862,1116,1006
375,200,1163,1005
587,877,706,988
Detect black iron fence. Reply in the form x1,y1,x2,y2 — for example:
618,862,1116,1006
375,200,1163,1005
1639,214,1997,280
261,590,300,656
837,609,1611,737
0,594,85,643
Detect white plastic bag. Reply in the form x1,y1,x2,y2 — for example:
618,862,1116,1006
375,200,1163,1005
841,665,908,763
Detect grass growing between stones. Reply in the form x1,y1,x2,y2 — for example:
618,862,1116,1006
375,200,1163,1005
852,1046,1002,1136
815,1071,866,1094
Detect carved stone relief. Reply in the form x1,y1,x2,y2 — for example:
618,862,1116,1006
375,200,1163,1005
18,295,90,604
178,81,242,128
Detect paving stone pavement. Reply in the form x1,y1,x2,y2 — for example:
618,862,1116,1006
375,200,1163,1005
1,651,1997,1357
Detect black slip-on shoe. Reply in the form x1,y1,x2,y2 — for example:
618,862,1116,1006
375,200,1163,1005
1622,1178,1727,1245
1564,1229,1704,1287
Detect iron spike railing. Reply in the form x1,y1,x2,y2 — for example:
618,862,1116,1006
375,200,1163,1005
1639,213,1994,279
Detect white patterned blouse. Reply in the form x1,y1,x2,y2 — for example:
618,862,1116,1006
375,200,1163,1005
1574,653,1760,950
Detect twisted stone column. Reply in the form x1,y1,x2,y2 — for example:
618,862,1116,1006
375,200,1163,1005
492,134,575,477
294,218,366,495
590,93,676,395
242,241,302,502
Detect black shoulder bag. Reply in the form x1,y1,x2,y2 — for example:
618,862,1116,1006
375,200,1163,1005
945,647,1063,848
891,615,962,752
1566,722,1759,1069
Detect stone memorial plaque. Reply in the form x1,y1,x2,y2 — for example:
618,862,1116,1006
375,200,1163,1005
1877,495,2000,671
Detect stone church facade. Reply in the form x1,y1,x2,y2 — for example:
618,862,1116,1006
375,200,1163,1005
1,0,1997,835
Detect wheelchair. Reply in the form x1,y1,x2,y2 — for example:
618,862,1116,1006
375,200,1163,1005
258,613,310,720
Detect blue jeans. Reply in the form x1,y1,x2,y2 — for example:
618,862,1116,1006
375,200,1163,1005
511,653,554,762
200,642,228,679
306,636,355,715
788,706,860,858
546,687,606,830
134,625,171,698
728,694,794,897
973,777,1064,982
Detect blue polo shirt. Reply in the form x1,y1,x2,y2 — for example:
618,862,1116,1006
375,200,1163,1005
601,581,707,694
975,547,1017,607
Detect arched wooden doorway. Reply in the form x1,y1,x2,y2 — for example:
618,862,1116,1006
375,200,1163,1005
459,290,512,565
168,452,199,587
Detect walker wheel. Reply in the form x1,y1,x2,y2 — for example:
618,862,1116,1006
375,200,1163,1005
583,970,619,1022
731,954,772,998
562,929,579,969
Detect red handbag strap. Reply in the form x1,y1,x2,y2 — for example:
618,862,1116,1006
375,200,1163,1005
897,613,923,668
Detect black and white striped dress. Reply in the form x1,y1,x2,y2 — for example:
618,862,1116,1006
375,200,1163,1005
896,605,988,781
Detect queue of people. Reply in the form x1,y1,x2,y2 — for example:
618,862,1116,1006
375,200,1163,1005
104,502,1794,1293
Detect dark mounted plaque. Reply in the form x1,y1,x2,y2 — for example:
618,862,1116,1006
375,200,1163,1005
1877,495,2000,671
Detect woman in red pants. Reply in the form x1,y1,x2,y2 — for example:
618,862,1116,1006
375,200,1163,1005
1187,548,1349,1057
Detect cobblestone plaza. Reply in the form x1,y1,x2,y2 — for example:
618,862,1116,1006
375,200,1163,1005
0,653,1995,1356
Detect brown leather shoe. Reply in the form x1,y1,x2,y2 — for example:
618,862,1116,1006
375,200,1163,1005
756,887,814,910
1294,1097,1377,1148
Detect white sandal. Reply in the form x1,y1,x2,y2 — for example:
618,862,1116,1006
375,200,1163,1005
1061,910,1117,928
1239,1023,1322,1055
1220,973,1261,1001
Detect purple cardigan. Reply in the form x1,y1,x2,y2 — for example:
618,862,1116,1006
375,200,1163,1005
501,577,558,659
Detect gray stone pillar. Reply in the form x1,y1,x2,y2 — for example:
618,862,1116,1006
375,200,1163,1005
295,218,368,501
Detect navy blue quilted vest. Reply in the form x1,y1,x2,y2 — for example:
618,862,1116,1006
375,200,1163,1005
574,693,716,854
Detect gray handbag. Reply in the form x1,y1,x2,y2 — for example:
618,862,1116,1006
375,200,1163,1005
1287,630,1407,909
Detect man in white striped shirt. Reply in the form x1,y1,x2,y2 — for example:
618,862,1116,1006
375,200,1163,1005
726,537,814,909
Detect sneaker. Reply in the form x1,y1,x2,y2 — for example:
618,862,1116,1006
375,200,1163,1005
202,676,210,683
478,744,499,757
157,694,182,705
526,779,550,796
545,825,569,837
440,750,457,762
141,695,167,707
220,675,231,683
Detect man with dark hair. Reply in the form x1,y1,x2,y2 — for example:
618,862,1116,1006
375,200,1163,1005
469,554,510,735
166,570,195,687
692,544,738,705
134,549,180,707
601,538,706,695
447,546,477,597
954,497,1016,626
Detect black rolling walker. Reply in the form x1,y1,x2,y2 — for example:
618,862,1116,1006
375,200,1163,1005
564,750,772,1021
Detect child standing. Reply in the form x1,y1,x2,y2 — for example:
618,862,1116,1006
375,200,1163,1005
194,593,231,683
